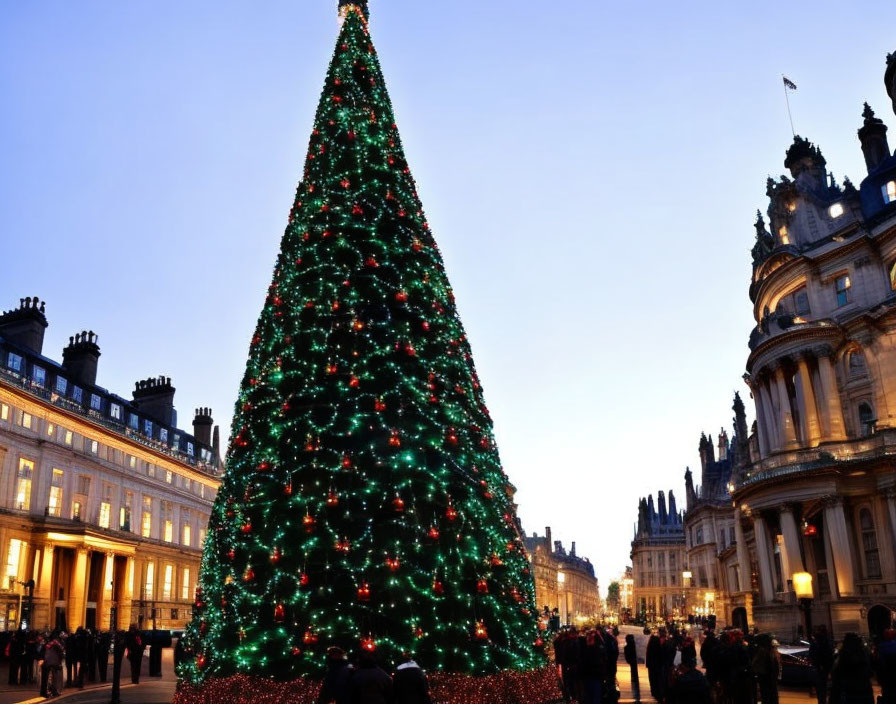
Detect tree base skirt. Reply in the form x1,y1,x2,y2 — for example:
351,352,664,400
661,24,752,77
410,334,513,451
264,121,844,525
173,666,562,704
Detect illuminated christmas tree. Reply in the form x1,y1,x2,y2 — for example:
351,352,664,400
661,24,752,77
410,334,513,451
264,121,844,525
178,3,558,702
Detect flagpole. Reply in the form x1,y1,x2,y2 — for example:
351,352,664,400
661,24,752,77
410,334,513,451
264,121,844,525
783,74,795,137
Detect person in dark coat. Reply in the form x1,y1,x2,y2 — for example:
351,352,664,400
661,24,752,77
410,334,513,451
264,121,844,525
125,625,145,684
645,630,663,701
348,650,393,704
85,628,96,682
7,629,26,685
96,630,112,682
64,631,77,687
40,630,64,698
666,657,711,704
751,634,779,704
830,632,874,704
74,627,89,688
602,627,619,703
624,634,640,702
558,629,582,703
392,651,432,704
317,647,354,704
719,629,753,704
874,629,896,704
699,629,719,690
577,629,606,704
809,625,835,704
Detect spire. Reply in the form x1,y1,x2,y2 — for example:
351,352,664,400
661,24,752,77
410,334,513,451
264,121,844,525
685,467,696,510
858,102,890,173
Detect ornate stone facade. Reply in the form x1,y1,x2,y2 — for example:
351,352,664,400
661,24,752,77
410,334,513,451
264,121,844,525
0,297,222,632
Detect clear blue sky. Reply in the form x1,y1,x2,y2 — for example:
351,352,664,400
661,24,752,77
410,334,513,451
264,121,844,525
2,1,893,594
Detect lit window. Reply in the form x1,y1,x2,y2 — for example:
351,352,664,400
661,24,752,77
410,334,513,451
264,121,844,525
165,470,172,484
128,414,139,430
144,563,155,599
142,496,153,538
182,524,191,547
890,261,896,291
90,394,102,411
778,226,790,245
6,353,23,372
883,181,896,204
72,386,82,403
835,274,851,306
181,568,191,600
98,502,111,529
129,455,136,469
186,442,194,457
46,423,54,437
33,366,46,388
829,203,844,218
159,428,168,444
172,434,180,450
48,469,64,517
163,564,173,600
1,404,8,421
120,491,133,531
64,430,73,446
110,403,121,420
21,413,32,429
5,539,23,587
72,501,82,519
89,439,99,455
15,459,34,510
55,376,67,394
144,419,153,437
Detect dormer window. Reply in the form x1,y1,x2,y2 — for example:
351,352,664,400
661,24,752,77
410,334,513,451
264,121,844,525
829,202,844,218
835,274,851,307
883,181,896,204
778,226,790,245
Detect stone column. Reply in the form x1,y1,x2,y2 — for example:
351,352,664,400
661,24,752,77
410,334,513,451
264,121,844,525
69,548,89,629
779,505,806,591
752,515,777,603
886,489,896,557
759,377,781,452
823,498,855,597
34,545,54,629
751,381,771,457
734,507,752,593
795,354,822,446
771,364,799,448
874,492,896,584
118,556,135,629
101,552,115,630
815,349,847,441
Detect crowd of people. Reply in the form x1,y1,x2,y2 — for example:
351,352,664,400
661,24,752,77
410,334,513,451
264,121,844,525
553,626,621,704
316,647,433,704
1,623,153,699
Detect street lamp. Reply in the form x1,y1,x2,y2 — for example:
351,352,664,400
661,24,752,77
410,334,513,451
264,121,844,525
793,572,814,640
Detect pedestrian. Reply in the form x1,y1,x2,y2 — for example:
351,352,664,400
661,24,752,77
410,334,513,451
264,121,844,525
751,634,779,704
74,627,89,688
700,628,719,693
830,632,874,704
645,629,663,701
679,634,696,665
348,649,393,704
666,656,711,704
96,630,112,683
317,646,353,704
393,651,432,704
579,629,606,704
719,629,753,704
809,625,834,704
125,625,145,684
874,629,896,704
40,630,64,698
624,634,641,702
7,629,26,685
85,628,96,683
660,628,677,702
558,629,581,703
602,627,619,703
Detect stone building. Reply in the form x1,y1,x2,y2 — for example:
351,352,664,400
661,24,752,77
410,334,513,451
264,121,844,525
0,296,222,632
524,527,601,626
704,52,896,641
630,490,693,622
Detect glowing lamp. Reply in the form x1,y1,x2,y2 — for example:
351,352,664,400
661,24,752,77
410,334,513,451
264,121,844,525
793,572,814,600
803,523,818,537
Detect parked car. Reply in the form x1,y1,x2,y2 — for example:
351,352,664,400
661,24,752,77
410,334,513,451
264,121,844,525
778,642,814,686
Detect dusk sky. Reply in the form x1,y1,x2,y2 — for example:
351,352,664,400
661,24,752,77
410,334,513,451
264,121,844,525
2,0,894,594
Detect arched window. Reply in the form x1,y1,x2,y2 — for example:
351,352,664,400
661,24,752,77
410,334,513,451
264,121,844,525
860,508,881,579
859,402,876,436
848,350,867,377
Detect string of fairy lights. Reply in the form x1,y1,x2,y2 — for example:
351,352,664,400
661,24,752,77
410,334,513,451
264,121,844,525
178,5,557,703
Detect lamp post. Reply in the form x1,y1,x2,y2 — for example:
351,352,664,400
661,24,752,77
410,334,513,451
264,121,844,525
793,571,814,640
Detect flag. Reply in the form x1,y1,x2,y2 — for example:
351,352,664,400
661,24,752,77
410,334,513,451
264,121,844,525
783,76,797,91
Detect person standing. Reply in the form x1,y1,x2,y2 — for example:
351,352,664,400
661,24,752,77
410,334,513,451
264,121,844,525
95,630,112,683
874,629,896,704
74,627,89,688
830,632,874,704
624,634,641,702
317,646,353,704
809,625,834,704
666,657,711,704
40,630,64,698
699,629,719,695
751,634,780,704
125,625,145,684
646,629,662,701
348,650,393,704
393,651,432,704
578,629,606,704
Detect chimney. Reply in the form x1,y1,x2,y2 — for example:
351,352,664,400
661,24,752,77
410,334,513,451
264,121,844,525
545,526,552,553
570,541,577,557
212,425,221,462
193,408,213,446
858,103,890,173
132,376,176,426
62,331,101,387
0,297,48,355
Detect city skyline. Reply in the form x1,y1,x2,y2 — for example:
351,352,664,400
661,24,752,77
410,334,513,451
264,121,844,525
2,0,894,595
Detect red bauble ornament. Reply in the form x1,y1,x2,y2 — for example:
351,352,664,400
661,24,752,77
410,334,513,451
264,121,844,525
303,514,316,533
303,628,318,645
386,556,401,572
243,568,255,582
274,603,285,622
491,554,503,567
432,580,444,596
227,549,235,561
270,547,281,565
291,647,302,656
388,430,401,447
361,637,376,652
299,572,310,588
474,621,489,641
535,637,544,648
358,582,371,602
327,490,339,507
196,654,207,669
476,579,489,595
241,522,252,535
392,495,405,513
335,538,351,553
352,204,364,216
427,526,440,540
342,454,353,469
804,523,818,537
395,290,408,303
374,398,387,412
326,364,338,375
446,505,458,522
349,375,360,388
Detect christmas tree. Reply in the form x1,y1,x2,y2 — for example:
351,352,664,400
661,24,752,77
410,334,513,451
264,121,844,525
177,4,558,702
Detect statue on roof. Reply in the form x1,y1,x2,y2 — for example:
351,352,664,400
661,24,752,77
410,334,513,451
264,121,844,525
751,211,775,267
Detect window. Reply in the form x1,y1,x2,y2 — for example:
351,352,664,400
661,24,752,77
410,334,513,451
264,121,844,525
165,470,172,484
159,428,168,444
90,394,102,411
795,288,810,315
6,352,23,372
110,403,121,421
181,568,191,600
21,413,32,430
55,376,67,394
5,539,23,588
143,419,153,437
128,455,136,469
860,508,881,579
778,225,790,245
182,523,191,547
142,497,152,538
162,564,173,600
46,422,54,437
171,608,179,620
883,181,896,204
199,527,207,548
72,386,83,404
0,404,8,421
15,459,33,510
829,202,844,218
859,402,876,436
163,502,173,543
72,500,82,519
77,475,91,496
64,430,73,446
835,274,851,306
120,491,133,531
33,366,46,387
849,350,867,376
48,469,64,517
144,563,155,599
172,434,180,450
128,414,139,430
89,439,99,455
98,502,111,529
186,442,194,457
